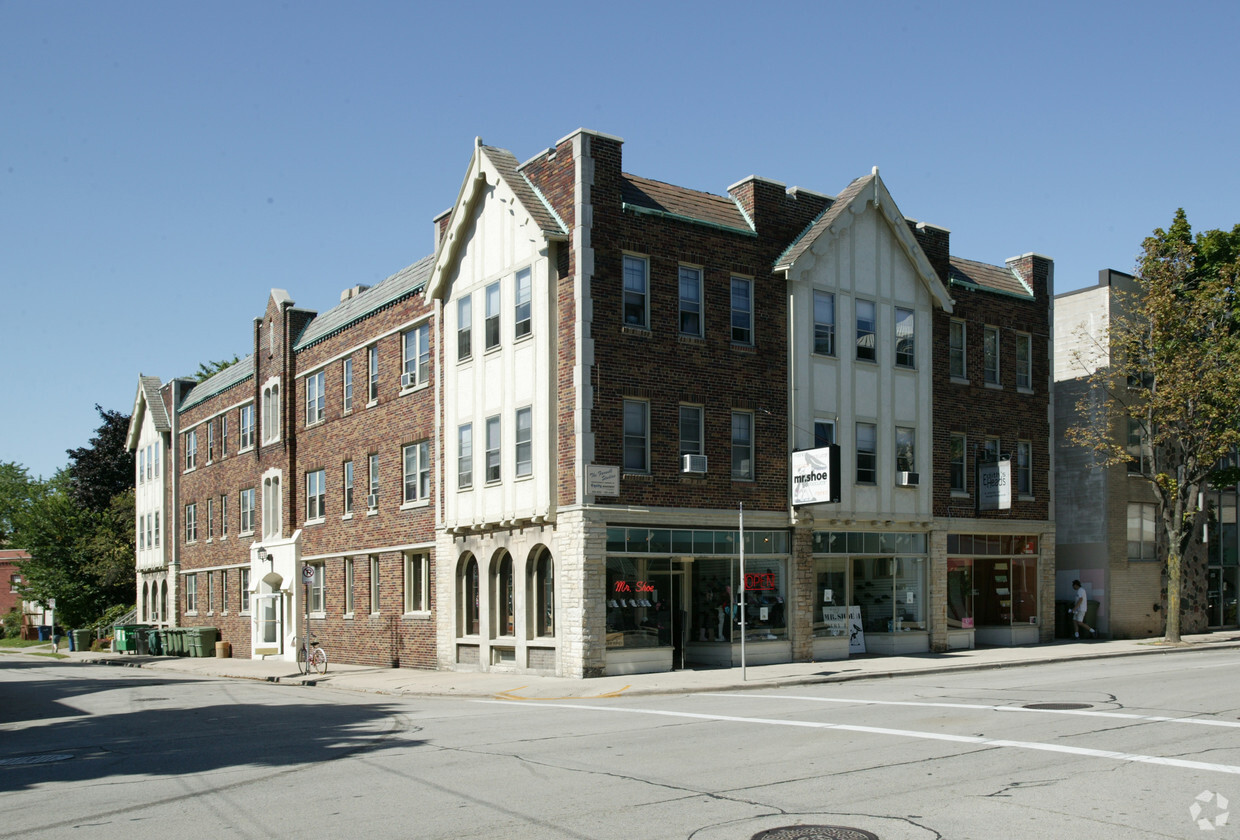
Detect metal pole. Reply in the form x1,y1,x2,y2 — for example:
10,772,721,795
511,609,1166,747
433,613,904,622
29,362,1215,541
304,578,310,674
739,502,746,682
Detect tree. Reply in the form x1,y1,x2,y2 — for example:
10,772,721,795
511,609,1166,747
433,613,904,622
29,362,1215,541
195,355,240,382
1067,210,1240,642
0,461,35,546
66,405,133,514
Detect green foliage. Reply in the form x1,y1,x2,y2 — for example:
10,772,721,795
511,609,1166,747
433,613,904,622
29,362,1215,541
195,355,240,382
86,489,136,591
2,607,22,639
66,405,134,514
0,461,36,547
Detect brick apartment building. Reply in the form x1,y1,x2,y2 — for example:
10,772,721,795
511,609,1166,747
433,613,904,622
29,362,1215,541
132,127,1055,677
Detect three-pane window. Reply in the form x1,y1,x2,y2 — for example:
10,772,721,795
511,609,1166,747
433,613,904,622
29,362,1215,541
458,424,473,489
485,417,501,483
515,407,532,478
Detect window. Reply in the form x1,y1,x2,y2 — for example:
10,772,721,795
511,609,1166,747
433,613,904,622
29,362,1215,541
207,497,214,539
515,407,532,478
405,552,428,613
895,307,915,368
514,267,532,339
457,295,472,361
153,441,160,477
403,441,430,503
856,422,877,484
950,434,967,493
369,555,380,613
154,511,160,546
679,405,703,457
207,572,214,612
1128,503,1157,561
402,324,430,388
308,563,325,614
343,358,354,413
240,404,255,450
186,574,197,613
306,469,326,521
949,319,967,379
814,419,836,448
240,488,255,534
530,550,554,637
485,281,501,349
494,553,515,636
207,421,215,463
263,383,280,442
368,345,379,403
239,567,250,614
138,449,145,485
982,436,1001,463
1016,440,1032,496
461,556,480,635
1127,417,1150,474
731,276,753,344
368,453,379,509
344,557,355,615
623,399,649,473
983,326,1000,385
855,299,876,361
186,431,197,470
263,474,281,539
138,516,145,550
185,503,197,543
895,426,915,473
220,416,228,456
343,461,354,515
458,424,473,489
732,411,754,480
218,496,225,538
1016,332,1032,389
485,416,501,483
622,255,648,328
306,371,325,425
679,265,702,337
813,290,835,355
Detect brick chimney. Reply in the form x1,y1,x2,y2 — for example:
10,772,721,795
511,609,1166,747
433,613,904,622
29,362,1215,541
1006,253,1055,300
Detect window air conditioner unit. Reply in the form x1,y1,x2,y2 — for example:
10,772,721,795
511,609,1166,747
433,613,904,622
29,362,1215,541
896,471,920,487
682,454,708,474
367,494,378,510
401,372,416,389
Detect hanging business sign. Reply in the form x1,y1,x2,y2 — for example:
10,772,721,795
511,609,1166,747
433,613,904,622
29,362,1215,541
977,457,1012,511
791,445,841,506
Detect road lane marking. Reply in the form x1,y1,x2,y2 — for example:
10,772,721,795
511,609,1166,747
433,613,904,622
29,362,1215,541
476,700,1240,776
702,693,1240,729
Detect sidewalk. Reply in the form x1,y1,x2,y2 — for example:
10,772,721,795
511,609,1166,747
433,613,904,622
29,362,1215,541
11,632,1240,700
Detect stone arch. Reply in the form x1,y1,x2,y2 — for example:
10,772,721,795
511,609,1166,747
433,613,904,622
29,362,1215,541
456,552,479,637
525,545,555,638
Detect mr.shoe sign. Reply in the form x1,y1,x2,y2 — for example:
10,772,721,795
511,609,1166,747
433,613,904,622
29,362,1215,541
791,445,841,506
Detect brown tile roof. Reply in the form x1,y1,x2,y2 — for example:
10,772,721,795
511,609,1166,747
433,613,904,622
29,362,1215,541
949,256,1032,298
774,174,874,271
621,174,752,233
484,146,567,239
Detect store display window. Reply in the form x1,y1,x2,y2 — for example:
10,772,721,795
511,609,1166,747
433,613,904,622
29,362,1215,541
854,556,926,633
947,534,1039,627
606,557,672,650
947,558,974,629
812,557,848,638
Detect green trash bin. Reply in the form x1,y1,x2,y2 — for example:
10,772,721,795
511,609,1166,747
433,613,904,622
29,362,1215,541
175,629,189,656
147,629,163,656
71,629,92,651
134,627,150,655
113,624,133,653
165,629,182,656
187,627,219,657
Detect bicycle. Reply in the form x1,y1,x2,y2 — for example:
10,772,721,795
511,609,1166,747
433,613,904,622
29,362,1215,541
293,635,328,675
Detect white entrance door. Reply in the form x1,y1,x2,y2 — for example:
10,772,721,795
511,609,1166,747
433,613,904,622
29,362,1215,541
253,592,283,656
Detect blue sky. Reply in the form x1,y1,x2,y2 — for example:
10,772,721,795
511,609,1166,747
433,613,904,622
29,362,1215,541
2,1,1237,481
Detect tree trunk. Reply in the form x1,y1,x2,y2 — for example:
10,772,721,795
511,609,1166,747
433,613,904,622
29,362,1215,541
1165,544,1182,642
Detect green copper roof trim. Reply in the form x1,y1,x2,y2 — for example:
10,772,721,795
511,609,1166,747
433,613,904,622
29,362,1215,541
621,202,757,237
948,277,1035,301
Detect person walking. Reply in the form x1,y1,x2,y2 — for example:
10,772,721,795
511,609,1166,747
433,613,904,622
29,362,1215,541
1071,580,1095,639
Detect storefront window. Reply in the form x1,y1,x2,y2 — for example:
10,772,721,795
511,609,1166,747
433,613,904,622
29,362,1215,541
947,558,973,629
606,557,673,649
813,557,847,638
949,534,1040,627
854,557,926,633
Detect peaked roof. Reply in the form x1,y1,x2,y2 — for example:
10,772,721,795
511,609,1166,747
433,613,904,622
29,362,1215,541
178,355,255,414
775,171,953,313
621,174,754,234
427,141,569,299
126,375,171,450
295,254,435,351
949,256,1033,298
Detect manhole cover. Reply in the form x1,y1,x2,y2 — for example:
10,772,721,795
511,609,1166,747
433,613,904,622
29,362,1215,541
752,827,879,840
1023,702,1091,710
0,754,73,767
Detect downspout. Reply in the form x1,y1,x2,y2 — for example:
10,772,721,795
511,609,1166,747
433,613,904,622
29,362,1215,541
169,380,182,628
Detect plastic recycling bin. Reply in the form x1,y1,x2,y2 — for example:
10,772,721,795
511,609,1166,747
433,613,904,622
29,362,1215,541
71,629,93,651
147,629,163,656
187,627,219,657
37,625,51,641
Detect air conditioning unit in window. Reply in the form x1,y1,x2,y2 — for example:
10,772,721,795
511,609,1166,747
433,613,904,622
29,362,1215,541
401,372,416,389
896,471,920,487
682,454,708,474
367,494,378,510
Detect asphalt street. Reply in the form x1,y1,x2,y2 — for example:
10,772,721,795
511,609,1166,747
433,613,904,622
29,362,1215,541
3,648,1238,839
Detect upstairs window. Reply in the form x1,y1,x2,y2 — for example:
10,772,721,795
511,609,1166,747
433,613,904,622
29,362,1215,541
403,441,430,503
1016,440,1032,496
239,488,255,534
368,345,379,403
983,326,1000,385
185,503,197,543
894,307,915,368
262,474,281,539
1016,332,1032,389
950,434,967,492
515,407,532,478
343,358,354,413
731,277,753,344
458,424,473,490
855,422,877,484
623,255,648,329
239,404,255,450
185,431,198,471
814,420,835,448
813,290,835,356
679,265,702,337
855,299,876,362
262,383,280,443
485,416,501,483
623,399,649,473
514,268,532,339
306,469,325,521
368,453,379,510
207,421,215,463
949,319,967,379
306,372,325,425
679,405,703,457
457,295,472,361
220,416,228,456
402,324,430,389
485,282,501,350
731,411,754,480
896,426,915,473
343,461,354,515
